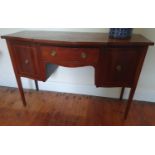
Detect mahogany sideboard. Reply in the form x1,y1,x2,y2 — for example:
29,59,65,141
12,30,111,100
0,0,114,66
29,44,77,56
1,31,154,119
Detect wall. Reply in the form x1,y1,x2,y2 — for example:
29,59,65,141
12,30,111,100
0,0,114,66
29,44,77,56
0,28,155,102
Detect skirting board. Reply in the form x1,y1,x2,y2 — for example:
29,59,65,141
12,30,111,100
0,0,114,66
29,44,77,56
1,78,154,103
38,81,155,103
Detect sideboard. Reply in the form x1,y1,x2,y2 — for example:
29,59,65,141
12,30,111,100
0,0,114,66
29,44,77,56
1,31,154,119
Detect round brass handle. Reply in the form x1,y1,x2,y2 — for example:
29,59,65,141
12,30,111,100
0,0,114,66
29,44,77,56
24,59,29,64
116,65,122,72
81,52,87,59
51,50,57,57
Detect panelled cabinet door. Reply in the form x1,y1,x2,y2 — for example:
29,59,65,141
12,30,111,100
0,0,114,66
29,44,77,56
12,43,40,78
96,47,142,87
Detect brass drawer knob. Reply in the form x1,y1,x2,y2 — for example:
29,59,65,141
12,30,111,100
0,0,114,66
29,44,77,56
81,52,87,59
24,59,29,64
51,50,57,57
116,65,122,72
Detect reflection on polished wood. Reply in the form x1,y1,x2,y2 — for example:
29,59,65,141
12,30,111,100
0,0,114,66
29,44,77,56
0,86,155,126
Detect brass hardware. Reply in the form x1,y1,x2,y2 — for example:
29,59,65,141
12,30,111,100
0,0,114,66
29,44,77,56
116,65,122,72
51,50,57,57
24,59,29,64
81,52,87,59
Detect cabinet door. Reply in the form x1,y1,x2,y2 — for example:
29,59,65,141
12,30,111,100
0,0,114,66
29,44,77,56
96,47,142,87
12,43,40,78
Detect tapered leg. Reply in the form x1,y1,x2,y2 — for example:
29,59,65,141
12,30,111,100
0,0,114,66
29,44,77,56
124,87,136,120
16,75,27,106
34,80,39,91
120,87,125,100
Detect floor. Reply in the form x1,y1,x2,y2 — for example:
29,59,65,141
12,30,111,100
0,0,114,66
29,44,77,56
0,86,155,126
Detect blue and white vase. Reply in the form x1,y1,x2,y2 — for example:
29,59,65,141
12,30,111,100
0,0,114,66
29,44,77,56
109,28,133,39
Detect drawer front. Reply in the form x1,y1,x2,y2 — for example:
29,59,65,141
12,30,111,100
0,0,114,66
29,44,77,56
40,46,99,66
96,47,141,87
12,44,39,77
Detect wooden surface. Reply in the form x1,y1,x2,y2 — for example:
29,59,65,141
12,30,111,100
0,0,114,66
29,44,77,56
1,31,154,46
40,46,99,67
2,31,154,119
0,86,155,126
95,47,142,87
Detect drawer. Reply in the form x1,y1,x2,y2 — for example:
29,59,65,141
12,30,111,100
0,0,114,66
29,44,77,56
96,47,141,87
12,44,40,77
40,46,99,66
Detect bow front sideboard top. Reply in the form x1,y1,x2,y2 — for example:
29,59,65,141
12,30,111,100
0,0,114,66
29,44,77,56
1,31,154,119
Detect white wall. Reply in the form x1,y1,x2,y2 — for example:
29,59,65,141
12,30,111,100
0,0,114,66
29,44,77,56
0,28,155,102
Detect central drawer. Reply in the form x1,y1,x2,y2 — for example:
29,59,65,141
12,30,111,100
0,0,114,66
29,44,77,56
40,46,99,66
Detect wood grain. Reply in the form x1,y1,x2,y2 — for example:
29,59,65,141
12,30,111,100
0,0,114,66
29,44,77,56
1,31,154,47
0,86,155,126
2,31,154,119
